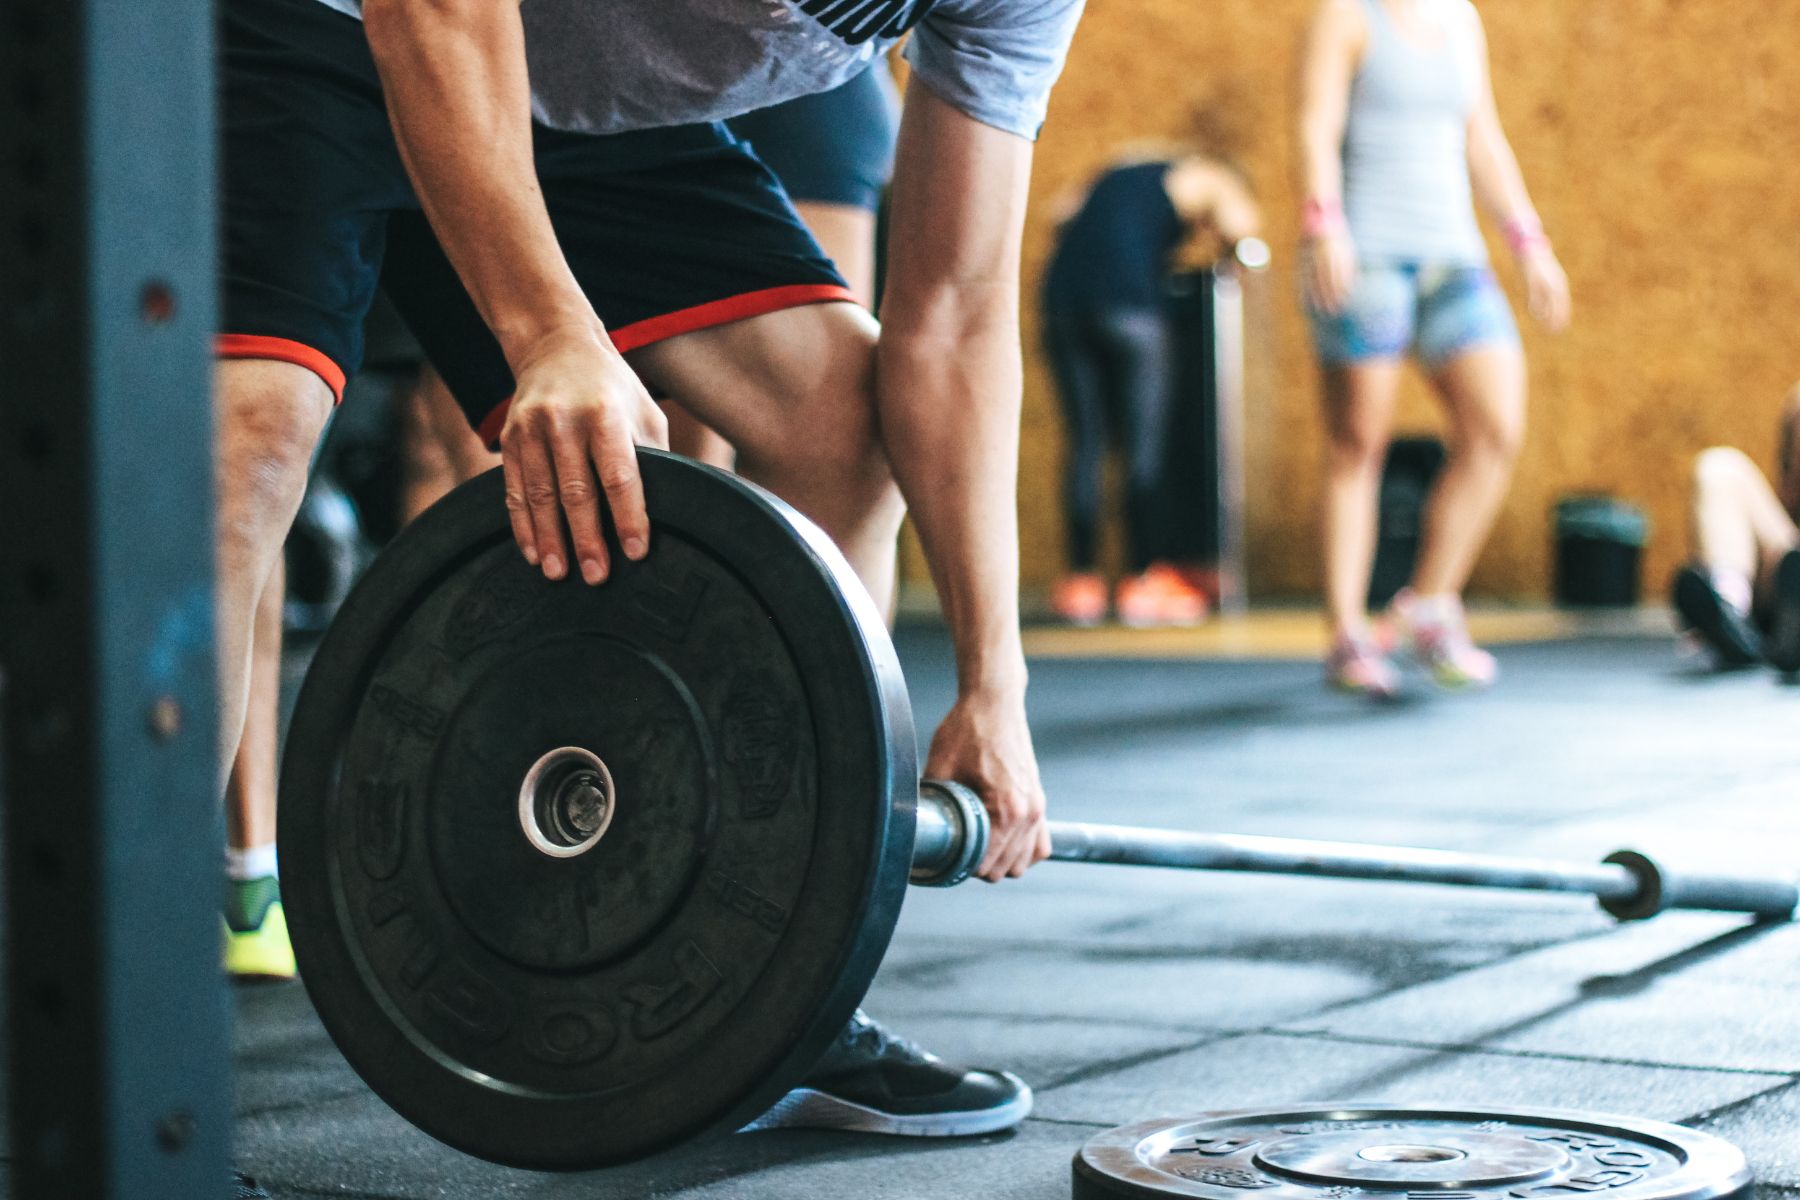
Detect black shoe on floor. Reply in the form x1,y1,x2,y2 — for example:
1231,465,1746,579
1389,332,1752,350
1764,549,1800,674
235,1171,272,1199
743,1009,1031,1137
1672,565,1762,669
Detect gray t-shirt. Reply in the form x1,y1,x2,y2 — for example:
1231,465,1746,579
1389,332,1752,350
313,0,1084,142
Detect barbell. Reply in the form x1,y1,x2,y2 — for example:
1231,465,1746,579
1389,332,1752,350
277,451,1795,1174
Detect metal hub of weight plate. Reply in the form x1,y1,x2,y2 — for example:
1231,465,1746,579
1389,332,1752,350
279,451,918,1170
1072,1106,1752,1200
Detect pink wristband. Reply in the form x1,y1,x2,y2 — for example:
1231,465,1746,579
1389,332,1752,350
1504,215,1548,255
1301,198,1345,239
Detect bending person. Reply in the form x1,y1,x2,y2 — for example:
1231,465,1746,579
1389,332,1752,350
1673,382,1800,672
213,0,1079,1141
1298,0,1570,697
1042,150,1260,627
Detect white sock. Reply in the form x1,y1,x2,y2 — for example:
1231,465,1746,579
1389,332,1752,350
1408,592,1462,628
227,843,278,882
1709,568,1754,617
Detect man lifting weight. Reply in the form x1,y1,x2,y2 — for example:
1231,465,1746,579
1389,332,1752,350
215,0,1082,1144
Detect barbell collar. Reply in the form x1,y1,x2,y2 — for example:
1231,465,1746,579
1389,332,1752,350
911,778,989,887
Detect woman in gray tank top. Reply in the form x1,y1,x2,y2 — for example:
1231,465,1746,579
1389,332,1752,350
1297,0,1570,699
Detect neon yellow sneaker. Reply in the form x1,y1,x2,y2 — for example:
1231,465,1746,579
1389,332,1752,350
224,876,297,982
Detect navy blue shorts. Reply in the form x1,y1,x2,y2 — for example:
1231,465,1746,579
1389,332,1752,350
726,62,899,213
219,0,851,440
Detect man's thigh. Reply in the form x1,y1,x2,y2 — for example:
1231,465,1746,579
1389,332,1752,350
217,0,413,400
626,300,880,463
384,122,857,447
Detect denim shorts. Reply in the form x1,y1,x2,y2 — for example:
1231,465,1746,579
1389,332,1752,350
1307,261,1520,367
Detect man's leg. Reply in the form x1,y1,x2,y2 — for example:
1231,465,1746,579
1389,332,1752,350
401,364,498,522
663,200,882,473
215,360,334,791
223,555,295,980
627,301,905,614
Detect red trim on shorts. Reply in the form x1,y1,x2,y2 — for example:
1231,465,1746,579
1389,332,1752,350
215,334,348,403
477,395,516,448
609,283,857,353
472,283,857,447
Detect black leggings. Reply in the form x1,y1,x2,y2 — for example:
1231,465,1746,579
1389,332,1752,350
1045,307,1176,572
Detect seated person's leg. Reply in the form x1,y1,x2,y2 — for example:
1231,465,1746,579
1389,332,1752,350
1675,446,1797,666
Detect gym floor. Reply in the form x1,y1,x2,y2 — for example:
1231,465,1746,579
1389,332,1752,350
163,624,1800,1196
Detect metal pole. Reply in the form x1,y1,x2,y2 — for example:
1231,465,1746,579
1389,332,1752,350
1210,245,1265,616
0,0,230,1194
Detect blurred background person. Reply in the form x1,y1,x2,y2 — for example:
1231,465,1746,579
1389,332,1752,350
1672,382,1800,673
1042,145,1261,627
1298,0,1570,698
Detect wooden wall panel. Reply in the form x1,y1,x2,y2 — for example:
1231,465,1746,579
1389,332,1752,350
993,0,1800,603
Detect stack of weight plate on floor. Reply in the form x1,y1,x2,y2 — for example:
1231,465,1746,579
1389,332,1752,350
1071,1105,1752,1200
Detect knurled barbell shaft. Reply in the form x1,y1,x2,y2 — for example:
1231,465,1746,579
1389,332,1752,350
910,779,1799,921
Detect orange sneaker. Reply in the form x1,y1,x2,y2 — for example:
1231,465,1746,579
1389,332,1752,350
1049,572,1108,626
1115,564,1210,628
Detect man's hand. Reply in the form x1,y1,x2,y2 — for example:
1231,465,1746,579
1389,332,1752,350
1304,229,1359,315
923,689,1050,882
1519,245,1571,333
499,325,669,585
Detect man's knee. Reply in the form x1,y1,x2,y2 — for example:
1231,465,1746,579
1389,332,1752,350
744,317,891,495
215,359,334,563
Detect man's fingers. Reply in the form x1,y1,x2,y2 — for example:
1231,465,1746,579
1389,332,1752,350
518,433,568,581
549,422,610,585
594,423,652,561
500,444,539,567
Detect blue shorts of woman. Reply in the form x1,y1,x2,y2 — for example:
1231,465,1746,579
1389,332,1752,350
1308,261,1519,367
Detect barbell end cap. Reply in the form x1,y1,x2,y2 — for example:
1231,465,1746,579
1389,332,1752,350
1598,849,1664,921
911,779,989,888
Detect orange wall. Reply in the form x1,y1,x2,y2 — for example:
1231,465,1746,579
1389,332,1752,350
1001,0,1800,601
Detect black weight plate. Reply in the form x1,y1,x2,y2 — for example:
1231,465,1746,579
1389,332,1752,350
1072,1105,1752,1200
279,451,917,1170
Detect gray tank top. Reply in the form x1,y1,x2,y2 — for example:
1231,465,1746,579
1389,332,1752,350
1342,0,1487,265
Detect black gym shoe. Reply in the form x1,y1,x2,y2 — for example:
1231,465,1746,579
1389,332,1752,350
234,1170,272,1199
1764,549,1800,674
1672,565,1762,668
742,1009,1031,1137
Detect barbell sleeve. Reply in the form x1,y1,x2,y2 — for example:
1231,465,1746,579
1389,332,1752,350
909,780,1798,921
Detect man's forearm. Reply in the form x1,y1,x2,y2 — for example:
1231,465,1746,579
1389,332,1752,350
877,307,1027,697
362,0,594,362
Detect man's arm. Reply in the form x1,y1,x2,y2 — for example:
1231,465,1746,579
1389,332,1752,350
877,79,1047,882
361,0,666,585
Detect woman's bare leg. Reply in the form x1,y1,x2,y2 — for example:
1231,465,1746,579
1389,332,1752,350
1411,343,1526,598
1320,359,1404,636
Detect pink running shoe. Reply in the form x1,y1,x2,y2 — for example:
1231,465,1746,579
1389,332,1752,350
1325,633,1401,699
1397,594,1498,689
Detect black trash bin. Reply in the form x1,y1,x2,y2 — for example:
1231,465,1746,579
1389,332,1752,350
1554,495,1650,607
